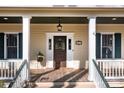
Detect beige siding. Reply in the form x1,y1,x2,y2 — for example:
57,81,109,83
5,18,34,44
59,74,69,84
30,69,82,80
0,24,124,68
0,24,22,32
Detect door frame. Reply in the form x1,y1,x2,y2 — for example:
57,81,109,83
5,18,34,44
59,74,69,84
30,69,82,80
46,32,74,68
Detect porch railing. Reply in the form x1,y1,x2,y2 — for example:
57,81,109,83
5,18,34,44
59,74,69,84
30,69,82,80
0,60,22,80
8,60,28,88
93,59,110,88
96,59,124,79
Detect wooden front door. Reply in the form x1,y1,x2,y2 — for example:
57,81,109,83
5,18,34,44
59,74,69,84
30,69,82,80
54,36,66,69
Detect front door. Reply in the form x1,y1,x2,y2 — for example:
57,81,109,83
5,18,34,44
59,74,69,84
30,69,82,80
54,36,66,69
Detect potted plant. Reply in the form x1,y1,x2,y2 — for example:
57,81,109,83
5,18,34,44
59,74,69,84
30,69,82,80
37,51,44,63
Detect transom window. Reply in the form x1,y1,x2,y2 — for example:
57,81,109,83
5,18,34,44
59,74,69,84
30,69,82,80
101,34,114,59
5,33,19,59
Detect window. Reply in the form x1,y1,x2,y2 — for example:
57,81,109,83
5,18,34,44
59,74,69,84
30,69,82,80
5,33,19,59
101,34,114,59
96,33,121,59
68,39,71,50
49,39,52,50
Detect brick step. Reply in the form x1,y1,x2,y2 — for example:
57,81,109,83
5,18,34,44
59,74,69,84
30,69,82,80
31,82,96,88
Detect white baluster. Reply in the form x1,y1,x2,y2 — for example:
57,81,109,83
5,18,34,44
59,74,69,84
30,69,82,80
119,62,120,77
121,61,124,77
109,61,111,77
115,64,118,77
100,61,102,72
7,62,9,78
101,61,106,76
112,62,114,77
105,62,108,77
106,62,109,77
10,62,12,78
4,61,6,78
1,62,3,78
14,62,16,77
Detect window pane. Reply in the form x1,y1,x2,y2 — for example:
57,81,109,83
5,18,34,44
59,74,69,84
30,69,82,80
7,34,17,59
49,39,52,50
7,47,17,58
102,34,113,58
68,39,71,50
55,38,65,50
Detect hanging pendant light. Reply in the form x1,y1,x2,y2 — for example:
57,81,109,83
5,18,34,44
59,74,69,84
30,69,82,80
57,17,62,31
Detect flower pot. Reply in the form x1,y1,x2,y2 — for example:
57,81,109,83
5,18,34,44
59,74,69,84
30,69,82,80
37,55,44,62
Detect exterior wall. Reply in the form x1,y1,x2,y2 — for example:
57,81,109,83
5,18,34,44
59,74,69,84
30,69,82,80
0,24,124,69
30,24,88,69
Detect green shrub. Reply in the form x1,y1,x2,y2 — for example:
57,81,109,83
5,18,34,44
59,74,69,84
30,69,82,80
0,80,4,88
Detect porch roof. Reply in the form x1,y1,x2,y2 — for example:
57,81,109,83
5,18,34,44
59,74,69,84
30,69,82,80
0,0,124,8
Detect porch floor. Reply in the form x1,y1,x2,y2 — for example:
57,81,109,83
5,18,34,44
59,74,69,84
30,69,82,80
30,68,95,88
30,68,89,82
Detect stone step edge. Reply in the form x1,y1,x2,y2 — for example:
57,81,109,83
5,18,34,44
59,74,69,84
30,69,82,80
108,82,124,88
108,82,124,84
35,82,95,86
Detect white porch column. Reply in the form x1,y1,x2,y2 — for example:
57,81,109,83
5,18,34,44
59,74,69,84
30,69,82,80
88,17,96,81
22,16,31,61
22,16,31,80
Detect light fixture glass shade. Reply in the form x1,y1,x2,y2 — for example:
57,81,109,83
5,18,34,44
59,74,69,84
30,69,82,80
57,24,62,31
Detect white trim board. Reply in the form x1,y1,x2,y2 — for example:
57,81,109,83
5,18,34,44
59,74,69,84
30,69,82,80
46,32,74,68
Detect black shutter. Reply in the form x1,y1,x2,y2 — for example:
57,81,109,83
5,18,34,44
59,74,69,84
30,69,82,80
96,33,101,59
0,33,4,59
115,33,121,58
19,33,23,59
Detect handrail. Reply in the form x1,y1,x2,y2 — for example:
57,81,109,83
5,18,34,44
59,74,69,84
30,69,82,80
92,59,110,88
8,60,28,88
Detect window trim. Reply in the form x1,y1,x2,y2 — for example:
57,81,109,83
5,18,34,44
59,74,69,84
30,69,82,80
100,32,115,59
4,32,19,59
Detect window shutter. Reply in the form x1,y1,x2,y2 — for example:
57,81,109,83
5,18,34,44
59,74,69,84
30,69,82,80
0,33,4,59
19,33,23,59
115,33,121,58
96,33,101,59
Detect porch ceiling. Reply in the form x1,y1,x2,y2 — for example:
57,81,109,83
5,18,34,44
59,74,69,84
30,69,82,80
31,17,88,24
97,17,124,24
0,17,124,24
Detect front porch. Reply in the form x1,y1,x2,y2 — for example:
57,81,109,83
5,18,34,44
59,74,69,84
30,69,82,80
1,8,124,88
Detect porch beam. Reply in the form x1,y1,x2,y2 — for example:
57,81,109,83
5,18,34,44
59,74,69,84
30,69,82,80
22,16,31,80
88,16,96,81
1,11,124,17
